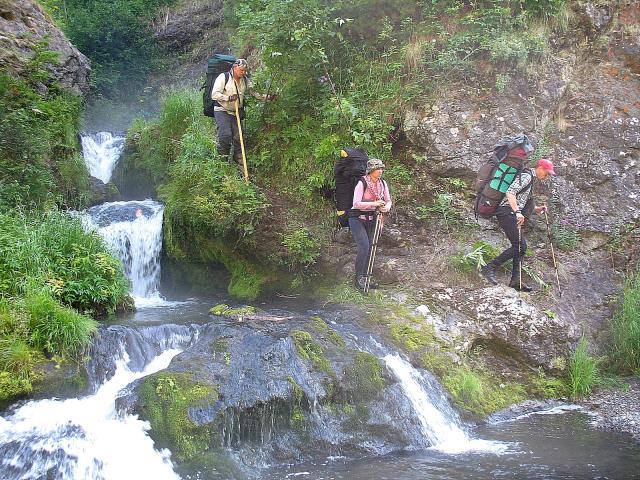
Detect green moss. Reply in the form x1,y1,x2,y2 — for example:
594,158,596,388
209,304,260,317
164,234,272,301
287,376,307,431
529,369,569,398
443,366,527,418
291,330,334,375
421,349,453,378
139,372,217,462
0,371,33,402
309,316,346,348
342,352,387,403
390,323,437,352
342,403,370,430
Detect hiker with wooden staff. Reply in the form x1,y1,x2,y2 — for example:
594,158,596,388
210,58,276,181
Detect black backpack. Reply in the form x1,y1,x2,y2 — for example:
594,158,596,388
202,53,236,117
474,134,534,219
334,148,368,228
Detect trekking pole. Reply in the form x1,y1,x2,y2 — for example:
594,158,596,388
518,225,523,291
543,208,563,297
234,99,249,185
364,212,383,295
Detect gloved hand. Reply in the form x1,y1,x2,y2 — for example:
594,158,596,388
228,94,238,102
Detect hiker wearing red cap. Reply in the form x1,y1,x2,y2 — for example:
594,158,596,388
481,157,556,291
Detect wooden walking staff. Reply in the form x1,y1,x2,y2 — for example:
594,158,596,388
234,99,249,185
543,208,563,297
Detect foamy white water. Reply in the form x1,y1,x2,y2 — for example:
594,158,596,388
384,354,508,454
81,132,125,183
84,200,167,307
0,349,182,480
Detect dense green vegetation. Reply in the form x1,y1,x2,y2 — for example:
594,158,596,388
0,43,90,211
609,272,640,375
0,38,131,402
121,0,573,297
40,0,177,96
0,211,130,401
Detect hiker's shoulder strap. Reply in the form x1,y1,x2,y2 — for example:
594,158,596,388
516,170,534,195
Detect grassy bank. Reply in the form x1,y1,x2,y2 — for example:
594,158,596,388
0,211,130,401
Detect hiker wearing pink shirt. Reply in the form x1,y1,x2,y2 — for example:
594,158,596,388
348,158,392,291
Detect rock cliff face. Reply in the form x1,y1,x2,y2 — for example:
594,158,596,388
0,0,90,94
402,2,639,234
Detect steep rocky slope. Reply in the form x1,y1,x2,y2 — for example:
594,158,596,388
0,0,90,94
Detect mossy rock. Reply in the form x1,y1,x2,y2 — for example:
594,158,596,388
138,372,218,462
163,232,274,301
342,352,388,403
208,304,261,317
290,330,334,376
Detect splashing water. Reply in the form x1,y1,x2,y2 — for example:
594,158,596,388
383,354,509,454
84,200,167,307
0,349,182,480
81,132,125,183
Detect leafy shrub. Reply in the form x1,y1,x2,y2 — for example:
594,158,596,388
568,336,599,398
281,229,321,270
0,63,87,211
0,211,129,313
25,292,98,358
609,272,640,374
452,241,500,273
42,0,178,96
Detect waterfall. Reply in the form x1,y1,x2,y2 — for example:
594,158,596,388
84,200,167,308
0,324,200,480
0,350,181,480
383,354,508,454
81,132,125,183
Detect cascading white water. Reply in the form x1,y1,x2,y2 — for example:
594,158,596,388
0,349,182,480
84,200,168,308
81,132,125,183
384,354,508,454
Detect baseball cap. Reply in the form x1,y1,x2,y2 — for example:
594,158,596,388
537,158,556,175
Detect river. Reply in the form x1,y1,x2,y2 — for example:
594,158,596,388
0,132,638,480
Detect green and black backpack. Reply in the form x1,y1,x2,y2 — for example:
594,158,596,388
201,53,236,117
474,134,534,219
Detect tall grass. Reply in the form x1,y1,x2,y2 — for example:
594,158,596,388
568,336,599,398
0,210,129,313
610,273,640,374
25,292,98,357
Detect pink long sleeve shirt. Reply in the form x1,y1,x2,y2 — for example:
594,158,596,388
352,177,392,220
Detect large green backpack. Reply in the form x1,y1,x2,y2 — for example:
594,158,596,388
474,134,534,218
201,53,236,117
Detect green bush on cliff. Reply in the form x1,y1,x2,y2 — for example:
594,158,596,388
0,211,129,314
0,47,89,211
610,272,640,374
568,336,600,398
41,0,178,96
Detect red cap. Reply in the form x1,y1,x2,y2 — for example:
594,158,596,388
537,158,556,175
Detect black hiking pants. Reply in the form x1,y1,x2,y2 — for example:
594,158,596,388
492,206,527,281
214,110,241,159
349,216,376,279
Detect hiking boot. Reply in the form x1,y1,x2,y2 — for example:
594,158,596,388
233,153,243,165
509,279,533,292
355,276,367,291
480,264,498,285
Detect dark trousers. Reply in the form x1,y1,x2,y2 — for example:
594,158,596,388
492,206,527,280
349,216,375,278
214,110,241,158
